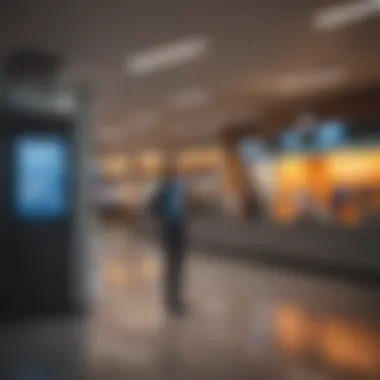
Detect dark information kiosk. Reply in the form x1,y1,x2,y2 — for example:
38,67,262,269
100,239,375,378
0,49,91,379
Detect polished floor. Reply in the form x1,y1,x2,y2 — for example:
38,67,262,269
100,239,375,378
89,224,380,380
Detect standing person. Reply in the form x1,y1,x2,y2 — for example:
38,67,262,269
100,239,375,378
150,162,187,317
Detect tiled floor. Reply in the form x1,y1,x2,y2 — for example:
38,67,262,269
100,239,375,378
89,224,380,379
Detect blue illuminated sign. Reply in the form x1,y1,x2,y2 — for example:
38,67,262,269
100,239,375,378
280,130,302,152
13,135,69,220
315,119,348,149
280,119,348,153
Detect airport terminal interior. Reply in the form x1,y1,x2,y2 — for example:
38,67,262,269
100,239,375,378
1,0,380,379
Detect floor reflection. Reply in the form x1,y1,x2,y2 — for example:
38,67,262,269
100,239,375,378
277,305,380,376
90,226,380,379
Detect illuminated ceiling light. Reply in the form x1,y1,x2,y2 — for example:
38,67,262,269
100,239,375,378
168,87,210,109
126,35,210,76
313,0,380,31
277,67,347,93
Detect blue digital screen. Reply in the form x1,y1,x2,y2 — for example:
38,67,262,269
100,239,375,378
315,119,348,150
13,135,69,220
281,130,302,152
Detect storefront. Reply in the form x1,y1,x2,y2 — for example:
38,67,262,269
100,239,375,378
238,117,380,225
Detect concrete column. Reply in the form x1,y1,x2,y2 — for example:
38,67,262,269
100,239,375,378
219,130,256,218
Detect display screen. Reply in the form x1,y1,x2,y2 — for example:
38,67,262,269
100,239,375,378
280,119,348,152
280,130,302,152
13,135,69,220
315,119,348,150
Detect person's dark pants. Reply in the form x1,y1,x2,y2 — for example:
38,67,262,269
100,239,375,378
161,222,186,315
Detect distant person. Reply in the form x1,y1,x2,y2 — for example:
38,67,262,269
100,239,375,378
150,162,187,316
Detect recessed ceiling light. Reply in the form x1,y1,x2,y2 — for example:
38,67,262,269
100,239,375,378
313,0,380,31
126,35,210,76
168,87,210,109
277,67,347,93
